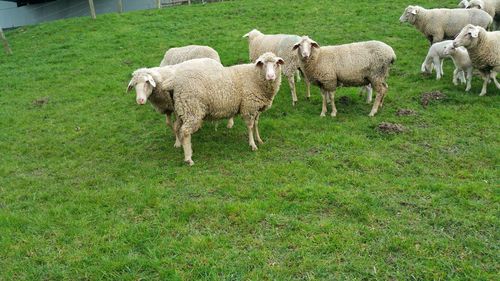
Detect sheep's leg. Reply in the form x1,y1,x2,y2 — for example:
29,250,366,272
244,116,258,151
320,89,328,117
369,83,387,117
421,55,432,73
165,113,172,128
491,71,500,89
329,91,337,117
459,70,466,84
287,75,298,106
366,85,373,104
227,117,234,129
440,59,444,77
254,113,263,144
434,56,442,80
479,74,489,96
305,77,311,100
452,68,459,86
465,68,473,92
181,133,194,166
173,116,182,148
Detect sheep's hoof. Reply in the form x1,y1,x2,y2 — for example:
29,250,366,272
330,112,337,117
292,101,297,107
465,87,471,92
320,112,326,117
256,139,264,144
479,92,487,96
368,112,376,117
185,159,194,166
250,145,258,151
174,141,182,148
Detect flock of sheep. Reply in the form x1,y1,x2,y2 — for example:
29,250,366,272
127,1,499,165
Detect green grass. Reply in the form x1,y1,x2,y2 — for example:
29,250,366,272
0,0,499,280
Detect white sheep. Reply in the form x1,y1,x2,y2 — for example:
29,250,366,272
399,6,492,44
243,29,310,106
292,36,396,117
443,43,474,91
421,40,456,80
453,24,500,95
164,53,284,165
462,0,500,30
159,45,235,129
160,45,220,66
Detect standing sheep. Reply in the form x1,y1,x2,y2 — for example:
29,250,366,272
462,0,500,30
443,43,474,92
292,36,396,117
159,45,235,129
243,29,310,106
453,24,500,95
167,53,284,165
421,40,455,80
399,6,492,44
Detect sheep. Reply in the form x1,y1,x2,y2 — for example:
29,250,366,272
159,45,235,129
443,43,474,92
453,24,500,95
243,29,310,106
463,0,500,30
165,53,284,165
421,40,455,80
292,36,396,117
160,45,221,66
399,6,493,44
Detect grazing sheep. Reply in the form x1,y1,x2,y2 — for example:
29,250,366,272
462,0,500,29
167,53,284,165
453,24,500,95
443,43,474,91
159,45,235,129
243,29,310,106
421,40,455,80
160,45,220,66
293,36,396,117
399,6,493,44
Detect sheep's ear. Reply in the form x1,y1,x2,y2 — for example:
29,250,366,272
255,59,264,67
311,41,320,48
478,3,485,9
126,80,134,93
145,75,156,88
276,57,285,65
292,42,300,51
242,32,250,38
411,8,418,15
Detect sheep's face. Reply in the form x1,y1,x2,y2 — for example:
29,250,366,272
292,36,319,61
255,52,284,81
458,0,469,8
466,0,485,10
399,6,419,24
453,25,480,48
443,43,457,56
127,73,156,105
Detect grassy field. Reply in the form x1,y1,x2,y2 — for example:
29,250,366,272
0,0,499,280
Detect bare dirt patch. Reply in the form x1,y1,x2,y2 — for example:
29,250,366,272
378,122,405,134
32,97,49,107
396,109,417,116
421,91,446,108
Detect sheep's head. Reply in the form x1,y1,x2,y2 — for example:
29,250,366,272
242,29,262,41
255,52,284,81
443,43,457,56
458,0,469,8
466,0,485,10
399,5,420,24
453,24,481,48
127,69,158,105
292,36,320,61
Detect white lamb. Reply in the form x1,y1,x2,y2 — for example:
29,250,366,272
453,24,500,95
243,29,310,106
292,36,396,117
421,40,455,80
443,43,474,92
399,5,492,44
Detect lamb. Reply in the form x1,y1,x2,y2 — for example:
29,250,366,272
453,24,500,95
159,45,235,129
160,45,220,66
421,40,455,80
443,43,474,91
292,36,396,117
463,0,500,30
399,6,492,44
166,53,284,165
243,29,310,106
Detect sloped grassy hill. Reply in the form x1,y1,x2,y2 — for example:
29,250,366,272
0,0,498,280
